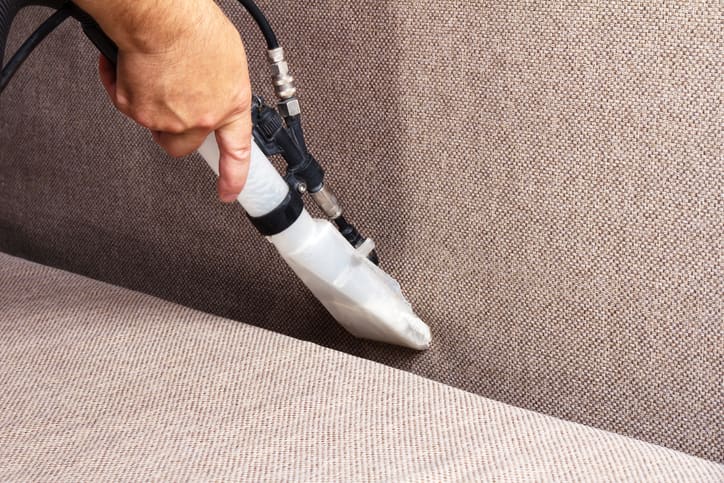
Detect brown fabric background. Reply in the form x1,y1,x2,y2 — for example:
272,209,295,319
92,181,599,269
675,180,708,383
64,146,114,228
4,252,724,481
1,2,722,461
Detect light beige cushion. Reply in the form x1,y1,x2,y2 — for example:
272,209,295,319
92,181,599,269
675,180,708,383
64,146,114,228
1,252,722,481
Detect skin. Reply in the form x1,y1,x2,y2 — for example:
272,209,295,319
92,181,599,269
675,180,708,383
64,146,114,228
73,0,252,202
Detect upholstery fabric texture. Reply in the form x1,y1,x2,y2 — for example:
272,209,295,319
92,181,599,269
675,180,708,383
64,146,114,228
1,252,723,482
0,2,722,461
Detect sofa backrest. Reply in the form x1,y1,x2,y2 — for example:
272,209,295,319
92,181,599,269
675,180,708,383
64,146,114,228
1,2,721,461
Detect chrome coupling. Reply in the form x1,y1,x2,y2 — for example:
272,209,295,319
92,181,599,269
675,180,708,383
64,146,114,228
310,185,343,219
267,47,297,100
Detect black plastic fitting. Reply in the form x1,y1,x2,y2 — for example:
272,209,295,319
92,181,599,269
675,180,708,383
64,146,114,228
247,190,304,236
252,97,325,192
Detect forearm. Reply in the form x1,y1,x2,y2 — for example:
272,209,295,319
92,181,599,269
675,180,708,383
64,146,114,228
73,0,216,53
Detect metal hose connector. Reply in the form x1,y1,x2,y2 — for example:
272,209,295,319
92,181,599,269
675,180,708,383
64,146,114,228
267,47,297,100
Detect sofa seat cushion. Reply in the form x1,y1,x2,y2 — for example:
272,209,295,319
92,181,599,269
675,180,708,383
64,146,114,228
1,252,722,481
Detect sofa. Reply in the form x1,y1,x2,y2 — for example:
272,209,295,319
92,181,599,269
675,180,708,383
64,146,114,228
1,1,722,480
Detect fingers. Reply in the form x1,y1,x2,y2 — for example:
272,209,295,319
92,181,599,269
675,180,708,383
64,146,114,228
97,54,117,102
153,128,210,158
99,54,132,117
215,113,252,203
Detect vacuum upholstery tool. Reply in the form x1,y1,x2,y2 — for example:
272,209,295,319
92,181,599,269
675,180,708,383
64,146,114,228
0,0,432,350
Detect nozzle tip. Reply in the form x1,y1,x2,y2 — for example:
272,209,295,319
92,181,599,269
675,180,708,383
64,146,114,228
401,314,432,350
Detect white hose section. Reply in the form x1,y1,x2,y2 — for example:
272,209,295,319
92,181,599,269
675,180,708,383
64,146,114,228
197,134,288,217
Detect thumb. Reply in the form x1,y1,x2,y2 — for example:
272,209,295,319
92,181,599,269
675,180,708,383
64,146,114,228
216,113,252,203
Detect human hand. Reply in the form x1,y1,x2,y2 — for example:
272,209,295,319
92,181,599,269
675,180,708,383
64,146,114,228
85,0,252,202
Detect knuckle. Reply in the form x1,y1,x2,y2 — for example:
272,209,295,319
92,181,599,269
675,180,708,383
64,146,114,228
195,113,217,131
219,176,245,193
157,132,203,159
162,120,187,134
114,95,130,113
228,144,251,163
231,88,251,111
168,148,188,159
161,142,188,159
132,110,155,129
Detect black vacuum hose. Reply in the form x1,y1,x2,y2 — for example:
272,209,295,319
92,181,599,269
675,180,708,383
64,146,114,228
0,0,278,96
0,0,118,91
0,6,69,92
237,0,278,49
0,0,118,94
0,0,65,66
1,0,278,77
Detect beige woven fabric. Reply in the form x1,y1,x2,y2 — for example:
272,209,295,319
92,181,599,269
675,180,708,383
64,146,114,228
0,252,722,482
1,2,722,460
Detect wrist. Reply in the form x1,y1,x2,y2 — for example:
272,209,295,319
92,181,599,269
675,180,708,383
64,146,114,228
74,0,216,54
